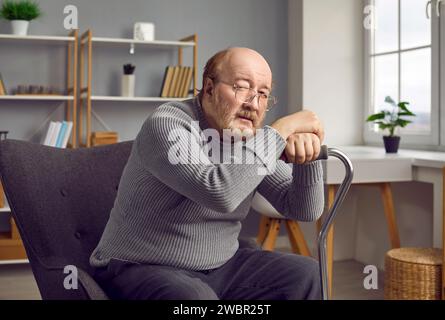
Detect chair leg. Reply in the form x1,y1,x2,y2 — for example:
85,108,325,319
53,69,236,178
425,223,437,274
256,215,271,245
285,220,312,257
262,218,281,251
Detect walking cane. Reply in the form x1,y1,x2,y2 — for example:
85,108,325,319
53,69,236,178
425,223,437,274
316,146,354,300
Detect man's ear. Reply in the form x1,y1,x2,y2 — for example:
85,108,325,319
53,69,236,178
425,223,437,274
203,78,215,97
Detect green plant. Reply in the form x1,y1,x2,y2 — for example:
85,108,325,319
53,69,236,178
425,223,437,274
123,63,136,75
0,0,41,21
366,96,416,137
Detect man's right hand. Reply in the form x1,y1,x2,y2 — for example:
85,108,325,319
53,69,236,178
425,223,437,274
270,110,324,143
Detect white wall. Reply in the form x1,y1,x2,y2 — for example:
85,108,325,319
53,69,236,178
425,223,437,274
288,0,364,260
302,0,364,147
288,0,435,271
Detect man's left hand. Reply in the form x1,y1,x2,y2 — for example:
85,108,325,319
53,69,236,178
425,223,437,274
280,133,321,164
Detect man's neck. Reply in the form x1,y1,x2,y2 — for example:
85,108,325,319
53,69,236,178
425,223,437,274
200,97,222,136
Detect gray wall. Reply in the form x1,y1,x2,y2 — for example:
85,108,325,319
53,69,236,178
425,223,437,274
0,0,289,142
0,0,289,236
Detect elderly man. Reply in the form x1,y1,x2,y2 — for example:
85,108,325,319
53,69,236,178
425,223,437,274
90,47,325,300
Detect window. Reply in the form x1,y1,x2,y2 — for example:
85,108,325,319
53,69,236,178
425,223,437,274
364,0,440,147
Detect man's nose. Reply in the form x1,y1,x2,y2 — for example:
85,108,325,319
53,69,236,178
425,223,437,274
244,94,260,111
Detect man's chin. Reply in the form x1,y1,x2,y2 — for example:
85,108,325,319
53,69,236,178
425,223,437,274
222,126,256,142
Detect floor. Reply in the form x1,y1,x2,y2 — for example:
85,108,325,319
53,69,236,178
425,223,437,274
0,259,384,300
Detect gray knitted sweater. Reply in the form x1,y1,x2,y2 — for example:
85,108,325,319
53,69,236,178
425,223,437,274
90,97,325,270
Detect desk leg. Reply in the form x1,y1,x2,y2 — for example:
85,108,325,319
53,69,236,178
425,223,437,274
317,184,335,299
379,183,401,249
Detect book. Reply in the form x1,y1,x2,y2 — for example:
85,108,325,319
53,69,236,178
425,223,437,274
182,67,193,97
61,121,73,148
159,66,169,97
55,121,68,148
0,73,6,95
43,121,57,146
167,66,180,97
174,66,186,98
176,67,188,98
49,122,62,147
161,66,174,98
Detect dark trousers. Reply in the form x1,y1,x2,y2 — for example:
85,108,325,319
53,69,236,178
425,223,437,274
93,248,321,300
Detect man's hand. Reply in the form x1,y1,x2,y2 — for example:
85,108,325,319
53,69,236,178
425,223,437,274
271,110,324,143
280,133,321,164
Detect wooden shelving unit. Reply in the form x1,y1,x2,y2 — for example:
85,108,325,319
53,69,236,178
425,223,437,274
0,31,79,147
0,196,26,260
0,31,79,262
79,30,198,147
90,96,186,102
0,95,74,101
0,34,75,42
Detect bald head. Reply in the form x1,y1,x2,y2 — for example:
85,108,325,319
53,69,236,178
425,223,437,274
220,48,272,88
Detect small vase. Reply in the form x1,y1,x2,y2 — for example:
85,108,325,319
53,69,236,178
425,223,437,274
121,74,135,97
11,20,29,36
383,136,400,153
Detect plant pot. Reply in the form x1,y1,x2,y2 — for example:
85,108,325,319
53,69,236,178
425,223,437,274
383,136,400,153
121,74,135,97
11,20,29,36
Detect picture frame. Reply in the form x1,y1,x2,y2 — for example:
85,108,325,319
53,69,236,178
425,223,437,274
133,22,155,41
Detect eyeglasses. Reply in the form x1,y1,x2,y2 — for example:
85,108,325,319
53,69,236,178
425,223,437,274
216,80,278,111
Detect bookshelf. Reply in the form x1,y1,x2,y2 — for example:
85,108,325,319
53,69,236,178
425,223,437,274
0,95,74,101
0,34,75,42
0,31,79,262
90,96,186,102
0,31,79,148
79,30,198,147
0,195,26,261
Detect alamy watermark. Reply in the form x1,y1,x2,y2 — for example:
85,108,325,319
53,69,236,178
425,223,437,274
363,5,377,30
63,5,78,30
167,121,281,175
363,265,379,290
63,265,78,290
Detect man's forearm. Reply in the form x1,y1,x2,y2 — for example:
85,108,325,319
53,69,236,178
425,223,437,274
270,110,324,142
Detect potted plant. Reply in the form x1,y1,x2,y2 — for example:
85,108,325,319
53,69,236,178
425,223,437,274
121,63,136,97
0,0,41,36
366,96,416,153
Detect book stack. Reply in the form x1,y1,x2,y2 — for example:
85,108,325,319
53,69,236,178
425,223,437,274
159,66,193,98
42,121,74,148
91,131,118,146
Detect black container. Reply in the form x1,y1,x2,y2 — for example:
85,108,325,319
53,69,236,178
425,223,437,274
383,136,400,153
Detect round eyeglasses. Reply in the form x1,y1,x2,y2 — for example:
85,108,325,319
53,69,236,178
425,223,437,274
232,84,277,111
215,79,278,111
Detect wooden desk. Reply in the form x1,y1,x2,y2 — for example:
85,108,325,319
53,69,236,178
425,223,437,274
324,146,445,299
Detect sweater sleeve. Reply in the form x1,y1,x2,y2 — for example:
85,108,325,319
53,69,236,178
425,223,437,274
135,105,286,213
256,159,325,221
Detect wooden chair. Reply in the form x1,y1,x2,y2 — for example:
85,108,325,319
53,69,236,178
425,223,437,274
252,192,312,257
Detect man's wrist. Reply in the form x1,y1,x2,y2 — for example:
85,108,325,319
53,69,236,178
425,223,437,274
270,119,291,141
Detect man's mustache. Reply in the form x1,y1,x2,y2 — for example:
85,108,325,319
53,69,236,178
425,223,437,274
237,111,259,124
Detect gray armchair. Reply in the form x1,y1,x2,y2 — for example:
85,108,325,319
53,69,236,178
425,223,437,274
0,139,259,300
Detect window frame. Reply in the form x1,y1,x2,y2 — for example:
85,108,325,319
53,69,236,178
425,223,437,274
363,0,440,149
